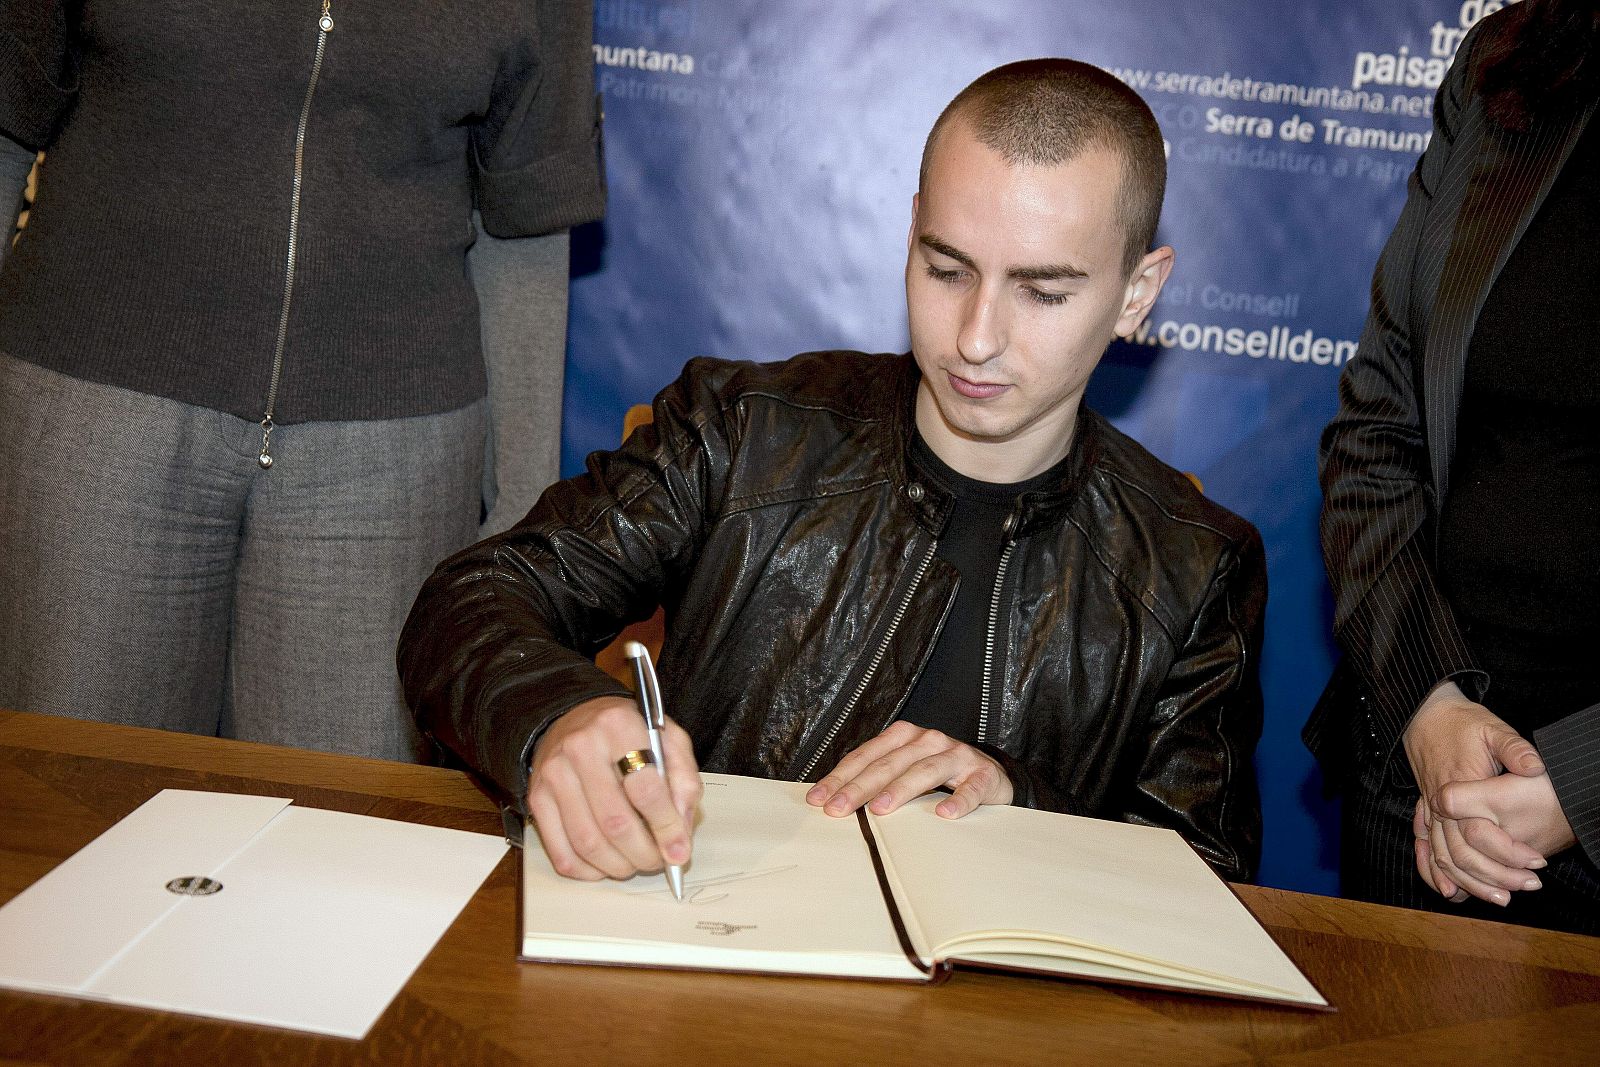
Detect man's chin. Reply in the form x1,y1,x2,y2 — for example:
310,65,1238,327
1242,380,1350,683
933,407,1024,446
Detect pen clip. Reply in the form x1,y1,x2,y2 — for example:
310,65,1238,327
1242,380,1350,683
623,641,665,729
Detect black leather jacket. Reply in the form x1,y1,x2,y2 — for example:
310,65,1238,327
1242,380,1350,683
399,352,1266,881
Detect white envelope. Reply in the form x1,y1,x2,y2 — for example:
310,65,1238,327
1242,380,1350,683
0,789,507,1039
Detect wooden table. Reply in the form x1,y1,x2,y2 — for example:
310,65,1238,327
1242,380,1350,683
3,709,1598,1065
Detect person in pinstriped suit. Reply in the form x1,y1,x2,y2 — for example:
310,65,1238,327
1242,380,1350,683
1306,0,1599,935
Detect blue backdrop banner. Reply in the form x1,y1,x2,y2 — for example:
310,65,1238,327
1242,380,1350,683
565,0,1506,895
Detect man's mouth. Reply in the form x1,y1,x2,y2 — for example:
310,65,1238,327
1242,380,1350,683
948,372,1008,400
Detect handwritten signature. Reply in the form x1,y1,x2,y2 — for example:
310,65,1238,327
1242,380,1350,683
626,864,797,905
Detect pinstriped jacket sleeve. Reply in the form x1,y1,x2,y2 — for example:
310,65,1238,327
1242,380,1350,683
1317,32,1487,760
1535,705,1600,867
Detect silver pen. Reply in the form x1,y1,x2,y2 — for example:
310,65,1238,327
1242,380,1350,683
624,640,686,901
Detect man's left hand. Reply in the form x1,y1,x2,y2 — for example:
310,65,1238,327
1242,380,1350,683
806,721,1013,819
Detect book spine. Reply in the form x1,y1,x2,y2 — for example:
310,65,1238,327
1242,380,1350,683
854,809,936,979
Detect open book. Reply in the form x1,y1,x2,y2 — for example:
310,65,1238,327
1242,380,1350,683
520,774,1328,1008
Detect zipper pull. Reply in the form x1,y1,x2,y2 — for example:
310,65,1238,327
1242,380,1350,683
319,1,334,32
258,417,276,469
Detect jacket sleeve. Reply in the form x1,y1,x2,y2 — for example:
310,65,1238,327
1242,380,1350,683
0,0,77,149
1534,704,1600,868
1131,529,1266,882
471,0,605,237
1317,29,1487,764
398,359,737,811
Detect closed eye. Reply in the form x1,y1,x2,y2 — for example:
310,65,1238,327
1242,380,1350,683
924,264,966,284
1023,287,1069,307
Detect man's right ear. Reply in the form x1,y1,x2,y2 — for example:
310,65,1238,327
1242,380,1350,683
906,193,920,252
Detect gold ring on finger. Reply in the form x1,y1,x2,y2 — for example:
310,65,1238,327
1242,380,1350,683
616,749,655,777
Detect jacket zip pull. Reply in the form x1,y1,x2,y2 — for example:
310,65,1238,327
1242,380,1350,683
258,418,276,469
319,0,334,32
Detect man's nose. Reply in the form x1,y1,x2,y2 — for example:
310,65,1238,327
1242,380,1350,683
956,287,1007,365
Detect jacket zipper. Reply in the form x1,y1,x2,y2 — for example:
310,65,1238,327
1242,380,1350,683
258,1,335,469
798,540,938,781
977,538,1016,745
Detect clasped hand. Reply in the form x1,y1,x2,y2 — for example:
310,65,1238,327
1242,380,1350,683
1403,682,1573,906
529,708,1012,881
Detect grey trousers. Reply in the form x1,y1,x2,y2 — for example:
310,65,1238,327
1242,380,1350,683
0,352,485,762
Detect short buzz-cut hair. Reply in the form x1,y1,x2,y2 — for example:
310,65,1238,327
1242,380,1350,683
918,58,1167,277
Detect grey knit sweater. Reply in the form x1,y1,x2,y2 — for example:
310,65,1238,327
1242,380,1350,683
0,0,604,423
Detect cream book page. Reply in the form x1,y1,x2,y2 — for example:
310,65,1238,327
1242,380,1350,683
868,797,1326,1006
521,774,923,979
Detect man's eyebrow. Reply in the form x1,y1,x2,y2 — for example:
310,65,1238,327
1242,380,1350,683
918,234,1087,282
918,234,975,268
1008,261,1087,282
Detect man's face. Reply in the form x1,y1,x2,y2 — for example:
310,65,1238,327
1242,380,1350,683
906,119,1170,481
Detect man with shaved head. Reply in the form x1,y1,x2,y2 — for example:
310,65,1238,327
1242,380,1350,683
401,59,1267,886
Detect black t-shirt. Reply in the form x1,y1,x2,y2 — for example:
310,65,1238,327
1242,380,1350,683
896,431,1076,743
1436,117,1600,734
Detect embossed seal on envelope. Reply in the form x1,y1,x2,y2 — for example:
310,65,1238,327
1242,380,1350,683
165,876,223,896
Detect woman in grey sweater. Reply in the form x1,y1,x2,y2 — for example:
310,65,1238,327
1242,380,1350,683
0,0,604,761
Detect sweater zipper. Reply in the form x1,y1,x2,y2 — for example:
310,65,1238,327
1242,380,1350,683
258,1,335,469
798,540,938,781
977,536,1016,745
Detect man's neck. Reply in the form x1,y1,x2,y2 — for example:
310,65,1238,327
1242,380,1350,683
913,386,1078,485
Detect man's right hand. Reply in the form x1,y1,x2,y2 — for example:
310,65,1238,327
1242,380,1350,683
526,696,702,881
